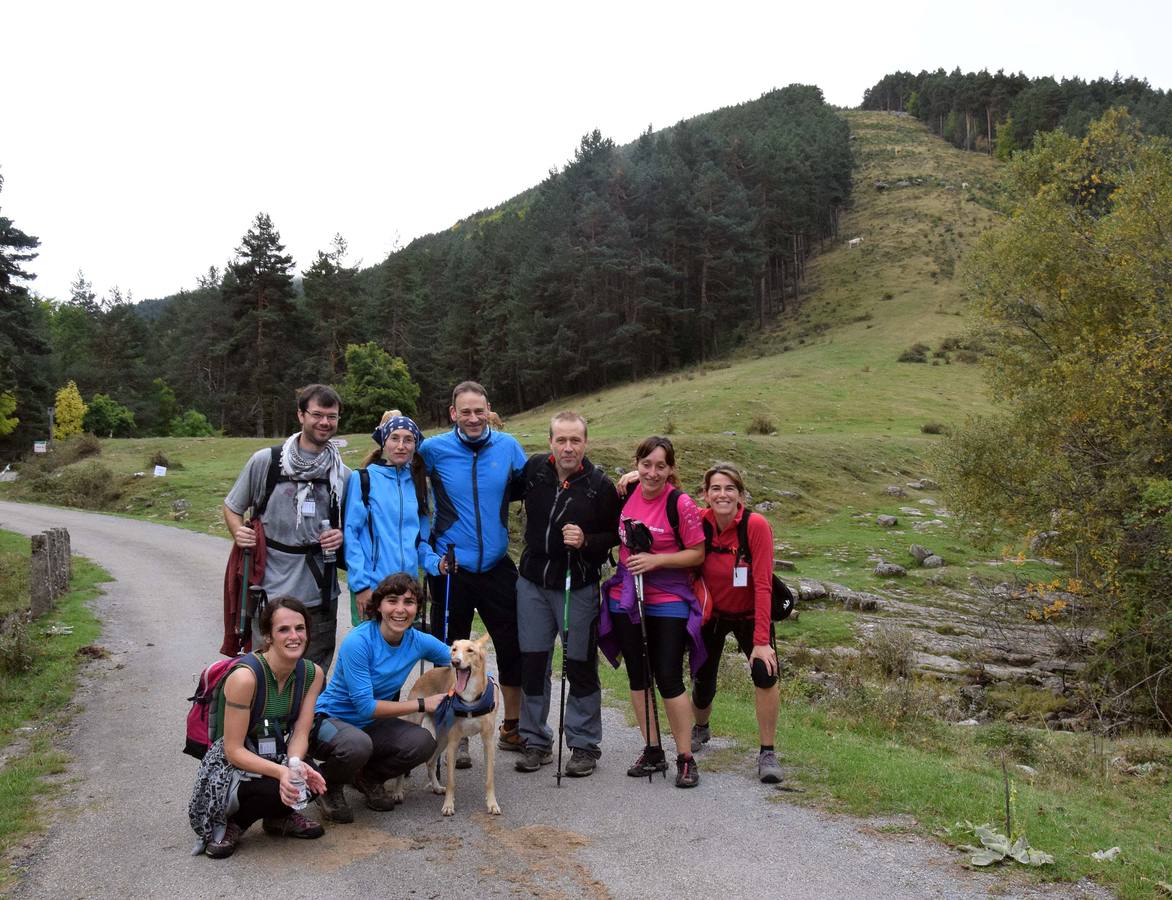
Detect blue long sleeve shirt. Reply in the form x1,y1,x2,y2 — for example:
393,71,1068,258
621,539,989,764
315,621,451,730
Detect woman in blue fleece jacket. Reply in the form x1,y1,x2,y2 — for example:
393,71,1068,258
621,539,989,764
343,411,450,625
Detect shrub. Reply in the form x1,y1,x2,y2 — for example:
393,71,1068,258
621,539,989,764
863,625,915,679
954,350,981,364
976,722,1040,764
170,409,217,437
747,415,775,435
921,422,947,435
898,343,930,363
663,420,677,435
0,612,36,674
147,450,183,470
26,461,122,509
83,394,136,437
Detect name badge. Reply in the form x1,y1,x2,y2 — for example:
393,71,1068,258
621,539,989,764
733,566,749,588
302,499,317,517
257,736,278,758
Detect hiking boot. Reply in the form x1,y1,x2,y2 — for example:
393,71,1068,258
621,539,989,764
626,746,668,777
497,724,524,753
455,736,473,769
354,774,396,811
315,786,354,824
514,745,553,772
262,811,324,839
565,748,597,778
675,753,700,788
758,749,784,784
690,723,711,753
205,821,242,859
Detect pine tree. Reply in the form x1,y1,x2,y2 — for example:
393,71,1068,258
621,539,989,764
222,213,306,435
0,173,52,452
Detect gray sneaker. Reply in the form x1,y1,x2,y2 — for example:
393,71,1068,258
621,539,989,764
455,736,472,769
514,745,553,772
690,723,710,753
758,749,784,784
564,748,597,778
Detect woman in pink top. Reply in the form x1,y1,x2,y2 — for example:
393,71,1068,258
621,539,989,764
598,436,706,788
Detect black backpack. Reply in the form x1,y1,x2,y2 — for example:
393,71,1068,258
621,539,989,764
701,512,795,621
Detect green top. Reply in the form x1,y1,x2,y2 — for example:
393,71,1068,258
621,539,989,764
212,653,316,743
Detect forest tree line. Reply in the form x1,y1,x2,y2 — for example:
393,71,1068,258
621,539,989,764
861,68,1172,158
1,85,851,447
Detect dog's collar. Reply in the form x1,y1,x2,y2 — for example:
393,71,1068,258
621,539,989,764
449,675,497,718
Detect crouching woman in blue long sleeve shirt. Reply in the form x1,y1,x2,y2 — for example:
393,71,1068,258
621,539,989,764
310,573,450,823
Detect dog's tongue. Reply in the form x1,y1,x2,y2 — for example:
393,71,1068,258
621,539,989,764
455,668,470,693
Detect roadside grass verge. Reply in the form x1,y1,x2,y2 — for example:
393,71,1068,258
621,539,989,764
0,529,107,883
594,612,1171,900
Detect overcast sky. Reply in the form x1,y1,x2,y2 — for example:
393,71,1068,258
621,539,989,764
4,0,1168,303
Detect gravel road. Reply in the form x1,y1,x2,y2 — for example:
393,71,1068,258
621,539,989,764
0,500,1105,899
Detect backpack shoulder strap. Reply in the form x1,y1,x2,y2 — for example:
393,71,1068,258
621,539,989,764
288,658,309,726
665,488,684,550
253,445,284,519
228,654,267,729
737,510,754,565
701,518,715,554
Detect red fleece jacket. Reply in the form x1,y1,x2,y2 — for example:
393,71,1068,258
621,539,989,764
699,506,774,646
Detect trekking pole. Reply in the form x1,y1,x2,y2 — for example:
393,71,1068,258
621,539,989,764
443,545,456,643
556,554,572,786
237,547,252,638
418,575,430,678
633,571,663,782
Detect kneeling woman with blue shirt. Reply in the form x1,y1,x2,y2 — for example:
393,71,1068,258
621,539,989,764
312,573,449,823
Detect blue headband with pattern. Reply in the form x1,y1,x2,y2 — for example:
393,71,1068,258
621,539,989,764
373,415,424,449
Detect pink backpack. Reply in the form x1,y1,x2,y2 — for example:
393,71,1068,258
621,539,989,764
184,655,274,759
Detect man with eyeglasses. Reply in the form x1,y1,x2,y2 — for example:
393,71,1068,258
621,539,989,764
223,384,350,671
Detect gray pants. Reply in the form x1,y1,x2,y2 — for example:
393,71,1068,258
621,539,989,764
312,716,436,784
251,599,337,675
516,576,602,755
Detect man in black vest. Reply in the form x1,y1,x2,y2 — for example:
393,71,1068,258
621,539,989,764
514,412,620,777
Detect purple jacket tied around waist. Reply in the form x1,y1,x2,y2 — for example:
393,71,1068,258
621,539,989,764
598,566,707,675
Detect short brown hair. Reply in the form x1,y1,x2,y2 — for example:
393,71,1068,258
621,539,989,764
365,572,422,620
703,462,746,495
450,380,488,407
549,411,587,439
297,384,341,413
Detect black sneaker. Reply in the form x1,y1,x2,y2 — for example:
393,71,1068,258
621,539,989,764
626,746,668,777
690,723,711,753
675,753,700,788
315,787,354,824
514,745,553,772
262,811,325,839
205,821,242,859
354,774,396,811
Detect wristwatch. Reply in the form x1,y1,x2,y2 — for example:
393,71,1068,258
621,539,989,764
417,697,425,713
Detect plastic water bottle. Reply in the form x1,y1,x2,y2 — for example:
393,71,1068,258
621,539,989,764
320,521,336,564
287,756,309,810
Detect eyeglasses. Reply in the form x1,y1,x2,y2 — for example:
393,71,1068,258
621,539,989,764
305,411,339,423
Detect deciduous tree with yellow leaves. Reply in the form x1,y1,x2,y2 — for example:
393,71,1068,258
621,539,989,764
52,381,87,440
936,109,1172,729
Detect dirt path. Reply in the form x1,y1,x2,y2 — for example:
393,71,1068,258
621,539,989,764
0,501,1103,899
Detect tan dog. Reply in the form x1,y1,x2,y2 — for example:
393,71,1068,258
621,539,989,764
395,634,501,816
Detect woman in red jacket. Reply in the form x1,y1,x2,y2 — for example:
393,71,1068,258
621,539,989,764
691,463,783,783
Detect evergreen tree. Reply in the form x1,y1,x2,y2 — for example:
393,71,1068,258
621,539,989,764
302,234,360,378
338,342,420,430
0,173,52,453
222,213,306,435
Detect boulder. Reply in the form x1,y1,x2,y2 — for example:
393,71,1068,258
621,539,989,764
909,544,932,563
874,562,907,577
1029,530,1060,553
885,485,907,497
754,501,775,513
798,580,827,601
843,592,885,611
877,515,898,527
922,555,945,568
774,559,796,571
898,507,926,517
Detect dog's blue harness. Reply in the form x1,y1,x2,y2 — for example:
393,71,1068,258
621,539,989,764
433,675,497,749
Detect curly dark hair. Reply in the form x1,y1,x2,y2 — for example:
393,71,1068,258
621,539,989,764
365,573,422,621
